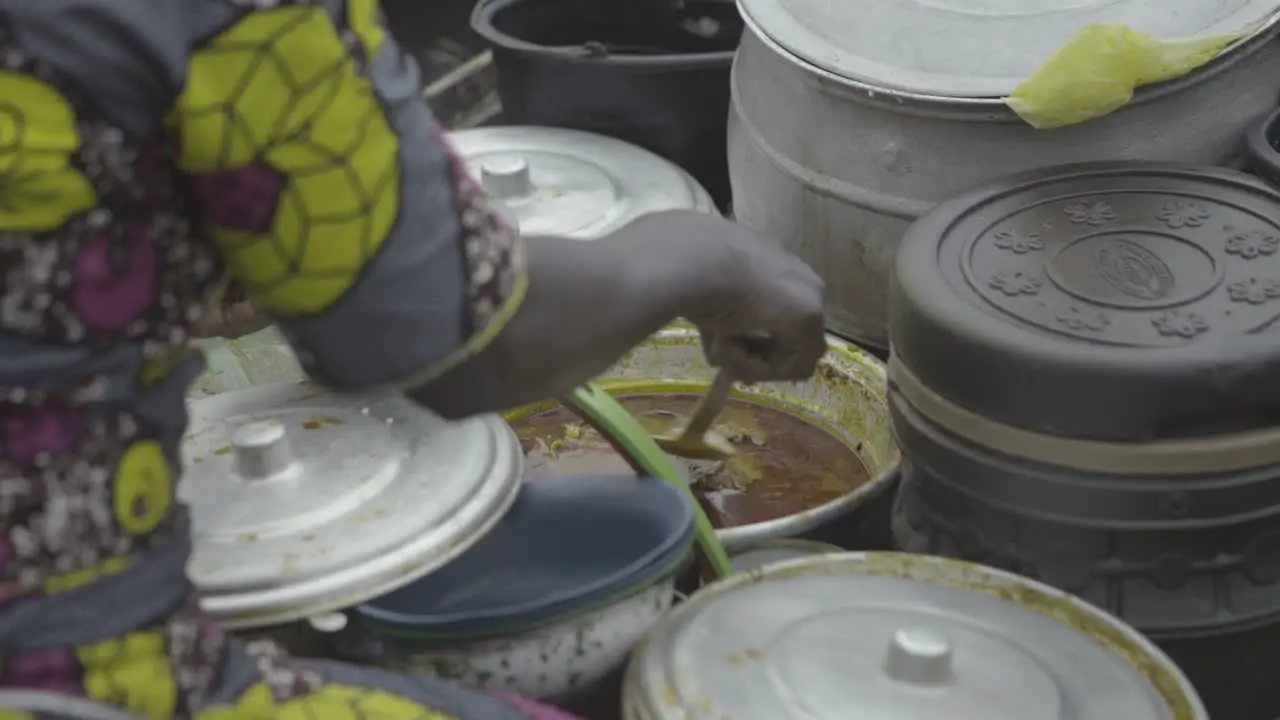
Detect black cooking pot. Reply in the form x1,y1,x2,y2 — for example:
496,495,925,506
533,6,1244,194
470,0,742,210
384,0,483,83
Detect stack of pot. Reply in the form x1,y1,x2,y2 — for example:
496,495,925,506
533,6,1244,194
183,127,724,706
727,0,1280,351
889,161,1280,719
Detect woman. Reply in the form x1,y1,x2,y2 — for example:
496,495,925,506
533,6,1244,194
0,0,826,717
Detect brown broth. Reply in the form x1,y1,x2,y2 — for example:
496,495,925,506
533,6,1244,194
510,393,871,528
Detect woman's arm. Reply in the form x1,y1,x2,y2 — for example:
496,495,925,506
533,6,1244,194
408,224,711,418
172,1,540,398
176,2,823,415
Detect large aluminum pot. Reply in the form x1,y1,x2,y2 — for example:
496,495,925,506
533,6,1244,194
728,1,1280,349
888,161,1280,719
505,326,899,552
624,552,1207,720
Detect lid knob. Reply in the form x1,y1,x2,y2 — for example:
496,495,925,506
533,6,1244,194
883,627,954,686
231,420,295,481
480,156,533,200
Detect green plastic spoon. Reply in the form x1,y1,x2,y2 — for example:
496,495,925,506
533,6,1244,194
560,383,734,580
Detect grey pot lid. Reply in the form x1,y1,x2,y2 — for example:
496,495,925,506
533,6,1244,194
737,0,1280,97
181,381,522,630
449,126,716,239
892,162,1280,444
627,553,1202,720
729,539,841,573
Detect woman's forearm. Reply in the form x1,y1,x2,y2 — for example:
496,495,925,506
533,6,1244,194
408,225,706,419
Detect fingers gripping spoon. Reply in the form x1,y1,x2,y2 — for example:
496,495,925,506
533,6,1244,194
652,369,737,461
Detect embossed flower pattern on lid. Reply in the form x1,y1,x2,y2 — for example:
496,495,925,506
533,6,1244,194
988,270,1042,297
1055,305,1110,331
992,230,1044,254
1225,230,1280,259
1227,277,1280,305
1156,200,1211,229
1063,200,1116,226
1152,310,1209,338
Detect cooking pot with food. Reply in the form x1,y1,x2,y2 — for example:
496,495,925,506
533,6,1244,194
889,160,1280,718
624,552,1206,720
728,0,1280,349
506,326,898,552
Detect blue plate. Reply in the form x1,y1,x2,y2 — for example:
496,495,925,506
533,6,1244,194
350,474,694,637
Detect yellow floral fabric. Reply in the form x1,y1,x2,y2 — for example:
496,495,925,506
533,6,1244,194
172,5,400,315
78,629,178,719
111,440,173,536
196,682,457,720
0,71,95,231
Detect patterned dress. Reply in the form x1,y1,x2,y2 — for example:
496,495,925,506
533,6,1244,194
0,0,573,717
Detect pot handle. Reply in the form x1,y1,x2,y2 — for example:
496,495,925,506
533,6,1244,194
1243,107,1280,187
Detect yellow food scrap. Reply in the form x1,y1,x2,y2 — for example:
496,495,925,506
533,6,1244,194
1007,23,1247,129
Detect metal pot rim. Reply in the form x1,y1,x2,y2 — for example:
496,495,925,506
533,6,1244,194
739,9,1280,115
504,327,899,553
673,329,898,553
716,458,896,553
471,0,739,68
626,551,1208,720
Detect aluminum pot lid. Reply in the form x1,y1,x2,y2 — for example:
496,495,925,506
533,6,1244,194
736,0,1280,97
449,126,715,239
181,381,522,630
628,553,1198,720
891,162,1280,444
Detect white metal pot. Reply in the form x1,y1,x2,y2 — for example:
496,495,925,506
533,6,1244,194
624,552,1208,720
326,571,680,700
728,0,1280,348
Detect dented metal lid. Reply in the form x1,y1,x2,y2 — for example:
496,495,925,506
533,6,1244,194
449,126,716,238
181,381,522,629
625,552,1205,720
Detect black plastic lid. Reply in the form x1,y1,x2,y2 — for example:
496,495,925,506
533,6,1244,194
891,162,1280,442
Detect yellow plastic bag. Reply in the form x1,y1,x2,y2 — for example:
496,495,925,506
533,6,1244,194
1005,23,1247,129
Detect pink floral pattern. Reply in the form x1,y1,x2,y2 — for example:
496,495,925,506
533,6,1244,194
183,164,287,234
3,404,83,464
0,410,168,590
494,692,583,720
71,225,159,331
0,647,84,694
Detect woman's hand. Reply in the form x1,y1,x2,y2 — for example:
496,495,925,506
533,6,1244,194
622,211,827,383
411,210,827,419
